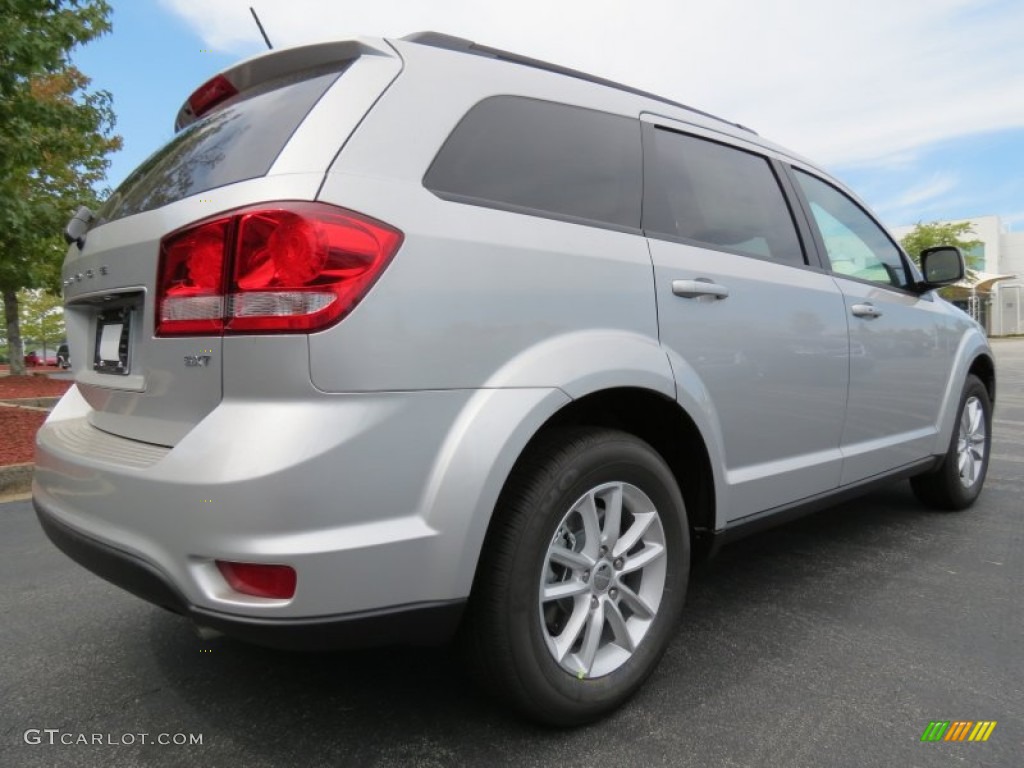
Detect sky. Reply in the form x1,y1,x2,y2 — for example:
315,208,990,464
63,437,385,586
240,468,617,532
71,0,1024,231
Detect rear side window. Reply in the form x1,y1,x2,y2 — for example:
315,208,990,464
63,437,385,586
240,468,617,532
644,128,805,266
97,67,346,224
424,96,642,231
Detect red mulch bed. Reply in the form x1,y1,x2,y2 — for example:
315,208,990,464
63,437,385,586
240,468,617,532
0,374,72,399
0,374,72,466
0,406,47,465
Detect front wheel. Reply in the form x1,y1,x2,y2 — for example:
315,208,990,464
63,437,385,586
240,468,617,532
911,374,992,510
462,428,689,726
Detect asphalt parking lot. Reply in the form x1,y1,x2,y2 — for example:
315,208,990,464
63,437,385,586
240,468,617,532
2,341,1021,768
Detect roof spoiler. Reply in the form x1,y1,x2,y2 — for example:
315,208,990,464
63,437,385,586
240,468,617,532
174,38,393,132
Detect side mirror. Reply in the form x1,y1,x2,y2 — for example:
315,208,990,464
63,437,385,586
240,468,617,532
919,246,965,288
63,205,95,249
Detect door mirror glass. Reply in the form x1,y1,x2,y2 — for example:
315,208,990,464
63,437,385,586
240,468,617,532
920,246,965,286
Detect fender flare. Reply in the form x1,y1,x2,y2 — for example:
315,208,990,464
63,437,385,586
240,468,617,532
932,330,995,455
417,330,727,596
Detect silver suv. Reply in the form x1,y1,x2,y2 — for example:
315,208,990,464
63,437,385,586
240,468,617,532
35,32,995,725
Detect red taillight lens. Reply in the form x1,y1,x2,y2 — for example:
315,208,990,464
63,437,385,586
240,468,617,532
156,202,403,336
216,560,297,599
187,74,238,119
157,218,229,335
228,205,401,332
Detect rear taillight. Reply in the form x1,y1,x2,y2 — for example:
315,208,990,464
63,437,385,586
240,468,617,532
158,219,228,335
156,202,402,336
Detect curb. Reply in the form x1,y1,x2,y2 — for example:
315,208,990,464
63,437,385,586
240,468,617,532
0,463,33,496
0,397,61,410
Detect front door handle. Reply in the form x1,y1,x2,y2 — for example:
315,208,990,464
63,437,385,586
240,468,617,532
672,279,729,300
851,302,882,319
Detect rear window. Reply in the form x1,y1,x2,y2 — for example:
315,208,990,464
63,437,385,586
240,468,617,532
97,66,345,224
424,96,642,232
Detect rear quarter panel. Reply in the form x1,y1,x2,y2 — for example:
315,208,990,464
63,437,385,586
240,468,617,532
312,40,662,393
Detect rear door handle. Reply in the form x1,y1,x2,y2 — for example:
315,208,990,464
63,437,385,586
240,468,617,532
672,279,729,300
851,302,882,319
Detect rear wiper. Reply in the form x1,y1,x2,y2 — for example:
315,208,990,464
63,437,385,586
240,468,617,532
64,205,95,249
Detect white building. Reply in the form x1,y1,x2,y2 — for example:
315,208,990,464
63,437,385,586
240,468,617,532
890,215,1024,336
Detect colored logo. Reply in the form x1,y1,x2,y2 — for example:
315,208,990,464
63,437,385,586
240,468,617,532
921,721,996,742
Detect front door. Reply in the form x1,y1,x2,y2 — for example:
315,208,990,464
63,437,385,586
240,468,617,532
791,169,962,484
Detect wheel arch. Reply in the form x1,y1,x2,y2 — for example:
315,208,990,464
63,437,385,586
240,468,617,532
463,387,719,609
969,352,996,404
932,332,996,454
538,388,717,558
426,330,725,603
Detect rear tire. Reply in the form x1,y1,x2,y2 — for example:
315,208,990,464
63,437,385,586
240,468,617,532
910,374,991,511
462,427,689,726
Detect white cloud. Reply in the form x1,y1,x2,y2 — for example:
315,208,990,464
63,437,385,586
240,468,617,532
878,172,958,214
160,0,1024,167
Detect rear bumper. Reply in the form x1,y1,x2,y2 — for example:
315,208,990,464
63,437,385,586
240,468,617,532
33,383,567,645
36,501,464,650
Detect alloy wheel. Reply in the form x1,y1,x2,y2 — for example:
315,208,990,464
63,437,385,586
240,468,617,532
957,395,987,488
538,481,668,679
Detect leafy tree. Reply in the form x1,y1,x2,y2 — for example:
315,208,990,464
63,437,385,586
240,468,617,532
900,220,984,274
0,1,120,375
17,288,65,360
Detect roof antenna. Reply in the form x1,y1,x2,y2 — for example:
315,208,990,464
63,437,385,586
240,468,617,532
250,6,273,50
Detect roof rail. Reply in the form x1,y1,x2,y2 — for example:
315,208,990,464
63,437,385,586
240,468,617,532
400,31,757,135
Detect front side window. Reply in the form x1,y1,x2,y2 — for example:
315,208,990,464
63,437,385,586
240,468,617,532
794,171,909,288
644,128,805,266
424,96,642,231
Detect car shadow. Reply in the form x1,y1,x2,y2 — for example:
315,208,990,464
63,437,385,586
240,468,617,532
143,482,943,758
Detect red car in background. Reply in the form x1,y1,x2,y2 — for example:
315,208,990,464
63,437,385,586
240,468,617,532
24,350,58,367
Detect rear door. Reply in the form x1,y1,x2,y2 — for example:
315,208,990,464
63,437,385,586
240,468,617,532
642,117,850,522
61,43,401,446
789,169,963,484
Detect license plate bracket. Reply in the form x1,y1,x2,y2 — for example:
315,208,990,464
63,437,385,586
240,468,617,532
93,308,133,375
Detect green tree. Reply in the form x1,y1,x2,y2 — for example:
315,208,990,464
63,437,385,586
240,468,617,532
0,0,120,376
17,288,65,361
900,220,984,274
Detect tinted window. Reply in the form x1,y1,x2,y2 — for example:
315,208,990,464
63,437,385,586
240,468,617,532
644,128,805,265
424,96,641,230
97,67,345,223
794,171,909,288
